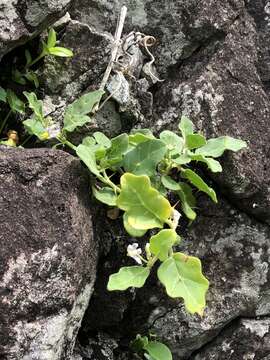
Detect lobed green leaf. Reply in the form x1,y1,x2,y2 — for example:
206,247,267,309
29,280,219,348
92,186,117,206
63,90,104,132
107,266,150,291
117,173,172,230
179,115,194,138
186,134,206,150
157,253,209,315
150,229,178,261
76,144,100,177
144,341,173,360
195,136,247,158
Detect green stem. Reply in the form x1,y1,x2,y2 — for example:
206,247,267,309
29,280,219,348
0,109,12,134
57,135,77,152
147,255,159,269
26,51,46,69
102,170,121,193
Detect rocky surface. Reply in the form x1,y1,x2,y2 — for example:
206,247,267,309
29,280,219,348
0,0,73,59
0,148,98,360
193,318,270,360
0,0,270,359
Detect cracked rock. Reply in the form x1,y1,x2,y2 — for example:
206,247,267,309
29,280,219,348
0,148,98,360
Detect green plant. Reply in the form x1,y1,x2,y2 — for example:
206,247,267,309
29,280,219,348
132,334,172,360
21,90,247,318
0,28,73,140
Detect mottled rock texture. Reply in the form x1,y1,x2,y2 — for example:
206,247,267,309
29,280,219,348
0,0,270,359
0,0,73,59
66,0,270,359
0,148,98,359
193,318,270,360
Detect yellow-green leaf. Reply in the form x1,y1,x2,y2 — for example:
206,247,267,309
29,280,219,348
117,173,172,230
150,229,178,261
123,213,147,237
157,253,209,315
107,266,150,291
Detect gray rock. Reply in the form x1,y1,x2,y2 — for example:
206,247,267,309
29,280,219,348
0,148,98,359
0,0,72,59
42,20,112,99
148,197,270,358
153,5,270,223
193,318,270,359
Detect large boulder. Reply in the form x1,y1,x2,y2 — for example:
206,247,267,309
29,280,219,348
0,148,98,360
0,0,73,59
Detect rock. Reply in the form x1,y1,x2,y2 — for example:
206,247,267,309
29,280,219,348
193,318,270,359
69,0,245,74
0,148,98,359
42,20,112,99
153,4,270,223
147,197,270,358
0,0,72,59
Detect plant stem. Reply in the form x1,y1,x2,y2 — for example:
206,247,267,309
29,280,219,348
26,51,46,69
102,170,121,193
0,109,12,135
57,135,77,152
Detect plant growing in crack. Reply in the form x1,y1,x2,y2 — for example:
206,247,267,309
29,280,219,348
0,28,73,143
0,6,248,360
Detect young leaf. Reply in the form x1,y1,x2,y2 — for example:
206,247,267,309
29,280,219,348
160,130,183,154
107,266,150,291
123,213,147,237
76,144,100,177
195,136,247,158
63,90,104,132
190,154,222,173
117,173,172,230
0,87,6,103
179,115,194,138
48,47,73,57
93,132,111,148
92,187,117,206
129,131,154,145
182,169,217,203
172,153,191,165
47,28,57,48
123,139,167,176
23,91,43,120
186,134,206,150
144,341,172,360
157,253,209,315
150,229,178,261
177,183,197,221
82,136,96,147
6,90,25,114
161,175,181,191
23,117,48,140
105,133,129,165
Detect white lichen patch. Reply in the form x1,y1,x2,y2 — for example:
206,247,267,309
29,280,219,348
243,319,270,338
8,282,94,360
